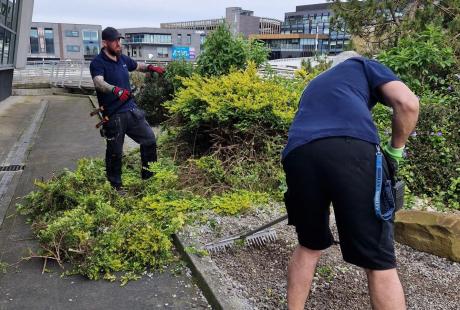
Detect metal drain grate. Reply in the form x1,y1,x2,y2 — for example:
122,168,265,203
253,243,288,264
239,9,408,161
0,165,25,172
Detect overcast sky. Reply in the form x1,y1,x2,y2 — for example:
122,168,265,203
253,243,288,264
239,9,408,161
32,0,328,29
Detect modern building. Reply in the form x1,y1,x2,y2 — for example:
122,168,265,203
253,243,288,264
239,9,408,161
28,22,101,61
250,3,351,59
119,28,206,62
1,0,34,101
161,7,281,37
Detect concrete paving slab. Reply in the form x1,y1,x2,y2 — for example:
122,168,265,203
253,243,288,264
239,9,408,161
0,95,209,309
0,96,44,165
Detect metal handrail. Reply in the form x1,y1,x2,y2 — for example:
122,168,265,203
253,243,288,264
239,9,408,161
13,59,299,90
13,60,94,89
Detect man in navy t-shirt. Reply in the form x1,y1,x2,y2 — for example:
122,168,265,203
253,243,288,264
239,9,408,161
283,52,419,310
90,27,166,192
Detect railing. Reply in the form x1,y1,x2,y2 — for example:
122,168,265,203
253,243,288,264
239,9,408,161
13,59,298,90
13,60,94,89
13,60,169,90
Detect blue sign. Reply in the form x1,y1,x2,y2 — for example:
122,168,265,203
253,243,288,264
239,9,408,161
172,47,190,60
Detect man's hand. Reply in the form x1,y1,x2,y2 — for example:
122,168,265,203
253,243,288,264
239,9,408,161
147,65,166,75
382,140,405,177
112,86,131,103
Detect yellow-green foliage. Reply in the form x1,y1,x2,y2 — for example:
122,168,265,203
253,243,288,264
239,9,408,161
166,62,303,132
211,190,269,215
17,155,275,283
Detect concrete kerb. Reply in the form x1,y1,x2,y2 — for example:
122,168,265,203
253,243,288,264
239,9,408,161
173,232,254,310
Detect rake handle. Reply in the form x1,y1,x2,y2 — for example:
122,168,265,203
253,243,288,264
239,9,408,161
239,214,288,239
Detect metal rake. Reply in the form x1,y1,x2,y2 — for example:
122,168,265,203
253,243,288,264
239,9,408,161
204,215,288,254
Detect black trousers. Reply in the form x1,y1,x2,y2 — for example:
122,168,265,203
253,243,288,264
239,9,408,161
102,108,157,188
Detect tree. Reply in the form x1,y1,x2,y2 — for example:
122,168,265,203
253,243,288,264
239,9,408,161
329,0,460,55
197,24,269,77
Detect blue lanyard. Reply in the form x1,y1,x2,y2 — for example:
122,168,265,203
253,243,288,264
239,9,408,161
374,145,393,221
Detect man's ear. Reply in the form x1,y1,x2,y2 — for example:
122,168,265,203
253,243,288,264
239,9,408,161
102,40,108,48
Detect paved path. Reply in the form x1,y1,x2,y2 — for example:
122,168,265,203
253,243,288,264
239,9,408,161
0,96,208,309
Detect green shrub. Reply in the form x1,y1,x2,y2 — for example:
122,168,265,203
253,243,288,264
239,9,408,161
196,24,269,77
17,153,278,282
135,73,173,125
135,60,195,125
404,96,460,209
165,63,304,144
377,25,458,95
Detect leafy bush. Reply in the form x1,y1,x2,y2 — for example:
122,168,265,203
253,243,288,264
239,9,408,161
196,24,269,77
135,73,173,125
374,24,460,210
165,62,303,142
17,155,276,283
403,95,460,209
135,60,195,125
377,25,458,95
163,59,195,92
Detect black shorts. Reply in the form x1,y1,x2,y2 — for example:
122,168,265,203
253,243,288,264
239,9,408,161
282,137,396,270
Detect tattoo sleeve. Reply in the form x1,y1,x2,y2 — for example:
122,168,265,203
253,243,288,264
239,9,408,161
136,62,149,72
93,75,115,93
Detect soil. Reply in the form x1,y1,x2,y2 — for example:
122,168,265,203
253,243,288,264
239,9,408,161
187,205,460,309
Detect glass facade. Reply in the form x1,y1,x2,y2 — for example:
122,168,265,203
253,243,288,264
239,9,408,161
44,28,54,54
82,30,99,59
0,0,19,66
278,9,349,56
65,30,79,37
157,47,168,58
30,27,38,53
125,33,172,44
66,45,80,52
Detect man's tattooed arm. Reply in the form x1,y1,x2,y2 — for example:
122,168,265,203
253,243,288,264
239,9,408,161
93,75,115,93
136,62,150,72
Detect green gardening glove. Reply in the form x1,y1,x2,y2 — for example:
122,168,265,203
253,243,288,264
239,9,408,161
382,140,405,166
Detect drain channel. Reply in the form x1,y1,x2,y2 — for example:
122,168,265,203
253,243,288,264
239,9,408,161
0,165,25,172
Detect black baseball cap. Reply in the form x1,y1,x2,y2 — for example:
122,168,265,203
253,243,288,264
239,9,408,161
102,27,124,41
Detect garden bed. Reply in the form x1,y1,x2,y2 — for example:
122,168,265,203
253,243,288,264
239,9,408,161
184,205,460,309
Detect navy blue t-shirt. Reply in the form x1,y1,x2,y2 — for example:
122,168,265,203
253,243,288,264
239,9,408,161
90,50,138,115
282,57,400,159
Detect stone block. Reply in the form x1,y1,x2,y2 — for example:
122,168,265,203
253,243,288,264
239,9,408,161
395,210,460,262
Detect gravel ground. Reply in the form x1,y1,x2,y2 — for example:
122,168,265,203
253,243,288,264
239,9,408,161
186,205,460,309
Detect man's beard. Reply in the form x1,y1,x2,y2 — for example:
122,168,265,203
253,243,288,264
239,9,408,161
106,46,121,57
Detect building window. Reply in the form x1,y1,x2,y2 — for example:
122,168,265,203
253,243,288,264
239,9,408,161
1,30,10,65
83,30,100,58
3,0,17,30
83,30,98,41
0,0,18,66
44,28,54,54
66,45,80,52
30,28,39,54
154,34,172,44
177,34,182,44
126,33,172,44
186,34,191,45
157,47,168,58
200,34,206,46
65,30,79,37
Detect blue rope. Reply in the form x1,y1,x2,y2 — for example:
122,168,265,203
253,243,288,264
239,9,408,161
374,146,393,221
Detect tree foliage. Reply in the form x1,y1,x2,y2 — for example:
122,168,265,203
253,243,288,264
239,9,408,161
377,25,457,95
329,0,460,55
196,24,269,77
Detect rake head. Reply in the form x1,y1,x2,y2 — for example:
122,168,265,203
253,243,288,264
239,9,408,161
204,228,278,254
